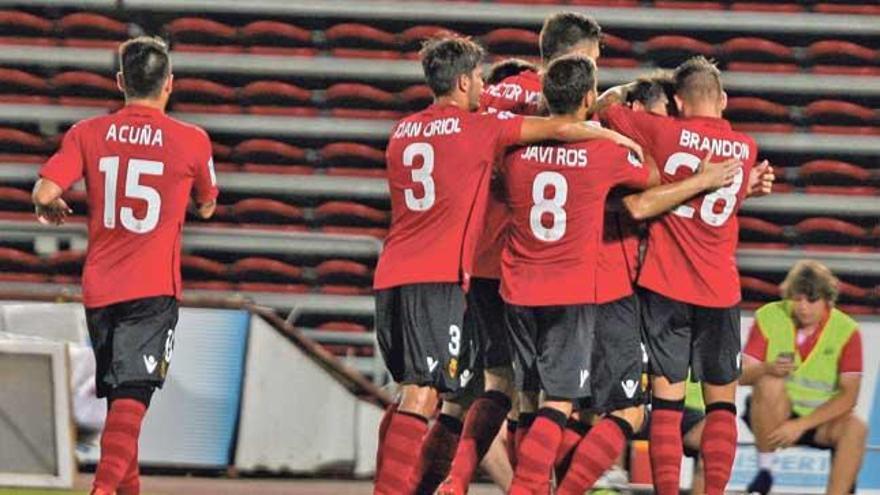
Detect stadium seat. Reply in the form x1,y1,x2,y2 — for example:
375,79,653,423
399,25,461,52
317,321,369,333
212,142,232,161
730,3,805,12
740,276,780,302
803,100,875,126
230,257,304,284
165,17,238,50
324,167,387,178
483,28,539,57
47,250,85,275
58,12,127,47
803,185,878,196
0,246,43,273
806,40,876,67
241,81,312,108
720,37,795,66
794,217,868,244
798,160,872,185
325,83,396,110
172,78,238,113
0,186,33,212
232,139,307,165
314,201,389,227
0,68,50,103
0,127,47,154
838,281,873,304
51,71,119,108
813,3,880,15
181,255,228,281
653,1,724,10
231,198,305,225
725,97,791,124
0,10,52,38
601,33,636,60
643,35,714,68
325,23,398,50
319,142,385,168
241,20,313,54
399,85,433,111
739,217,788,243
315,259,373,286
240,164,315,175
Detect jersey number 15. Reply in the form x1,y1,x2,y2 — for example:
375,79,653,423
99,156,164,234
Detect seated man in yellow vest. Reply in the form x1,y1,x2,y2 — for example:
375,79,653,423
740,260,866,495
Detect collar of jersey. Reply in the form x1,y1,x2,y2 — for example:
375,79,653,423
120,104,165,117
679,115,731,130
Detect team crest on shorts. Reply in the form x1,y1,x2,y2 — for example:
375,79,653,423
448,358,458,378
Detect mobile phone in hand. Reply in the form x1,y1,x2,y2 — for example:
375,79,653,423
778,352,795,363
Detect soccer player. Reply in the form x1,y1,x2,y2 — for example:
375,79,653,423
372,36,641,495
500,55,741,495
596,56,762,495
32,37,218,495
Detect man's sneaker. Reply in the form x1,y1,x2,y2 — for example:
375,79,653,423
746,468,774,495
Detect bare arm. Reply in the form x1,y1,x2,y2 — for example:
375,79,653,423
590,82,636,119
746,160,774,198
622,153,742,221
794,374,861,431
518,116,644,161
32,178,72,225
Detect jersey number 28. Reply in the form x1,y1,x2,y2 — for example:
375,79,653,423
99,156,164,234
664,152,744,227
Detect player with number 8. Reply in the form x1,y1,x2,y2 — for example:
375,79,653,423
32,37,218,495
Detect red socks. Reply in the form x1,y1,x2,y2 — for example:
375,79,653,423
443,391,511,491
374,411,428,495
410,413,462,494
92,399,147,494
702,403,738,495
556,417,632,495
376,403,398,475
116,443,140,495
509,408,567,495
649,398,685,495
514,412,536,469
554,418,591,480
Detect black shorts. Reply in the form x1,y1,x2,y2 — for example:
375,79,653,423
465,278,512,371
639,288,741,385
742,395,831,451
375,283,469,394
586,295,646,414
86,296,180,398
505,303,596,400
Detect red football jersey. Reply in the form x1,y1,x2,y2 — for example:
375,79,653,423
596,206,642,303
373,103,523,290
473,69,543,279
39,105,218,308
604,104,757,307
500,139,650,306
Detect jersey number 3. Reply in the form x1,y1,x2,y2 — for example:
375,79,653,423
403,142,435,211
99,156,164,234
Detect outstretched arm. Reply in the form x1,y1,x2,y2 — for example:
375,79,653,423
623,152,742,221
32,178,72,225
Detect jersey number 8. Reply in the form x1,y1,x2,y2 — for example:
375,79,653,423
664,152,744,227
530,171,568,242
99,156,164,234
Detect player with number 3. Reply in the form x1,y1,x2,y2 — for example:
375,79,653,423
32,37,217,495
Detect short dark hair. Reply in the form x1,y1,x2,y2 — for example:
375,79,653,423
118,36,171,99
628,70,677,116
539,12,601,63
674,56,723,104
542,55,596,116
781,260,839,304
486,58,538,85
420,36,485,97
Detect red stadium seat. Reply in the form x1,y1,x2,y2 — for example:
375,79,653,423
725,97,790,124
804,185,878,196
241,20,312,51
314,201,389,226
325,83,396,110
0,247,43,273
325,23,398,50
400,85,433,111
730,3,805,12
47,250,85,275
739,217,787,242
165,17,238,47
653,1,724,10
319,142,385,168
241,80,312,108
0,10,52,38
318,226,387,239
644,35,714,68
230,257,304,284
0,67,50,103
399,25,461,51
240,164,315,175
232,198,305,224
740,276,780,301
0,186,33,212
799,160,872,185
317,321,369,333
237,282,309,293
569,0,638,5
315,259,373,286
803,100,875,126
806,41,875,67
51,71,119,108
172,78,238,113
181,255,228,281
794,218,868,244
601,34,635,60
325,167,386,178
483,28,539,57
838,281,872,304
813,3,880,15
232,139,307,164
184,280,236,291
811,65,880,77
212,142,232,160
720,37,795,66
0,127,47,154
58,12,127,45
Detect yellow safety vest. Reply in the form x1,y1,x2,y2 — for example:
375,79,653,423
755,301,857,417
684,371,705,412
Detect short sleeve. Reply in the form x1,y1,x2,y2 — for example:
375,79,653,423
39,125,84,190
602,104,663,150
191,129,219,204
611,145,651,190
743,321,768,362
839,330,863,374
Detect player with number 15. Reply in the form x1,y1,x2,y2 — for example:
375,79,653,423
32,37,218,495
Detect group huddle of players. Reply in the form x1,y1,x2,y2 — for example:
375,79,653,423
371,11,774,495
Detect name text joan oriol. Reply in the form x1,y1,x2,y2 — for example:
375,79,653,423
393,118,462,139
